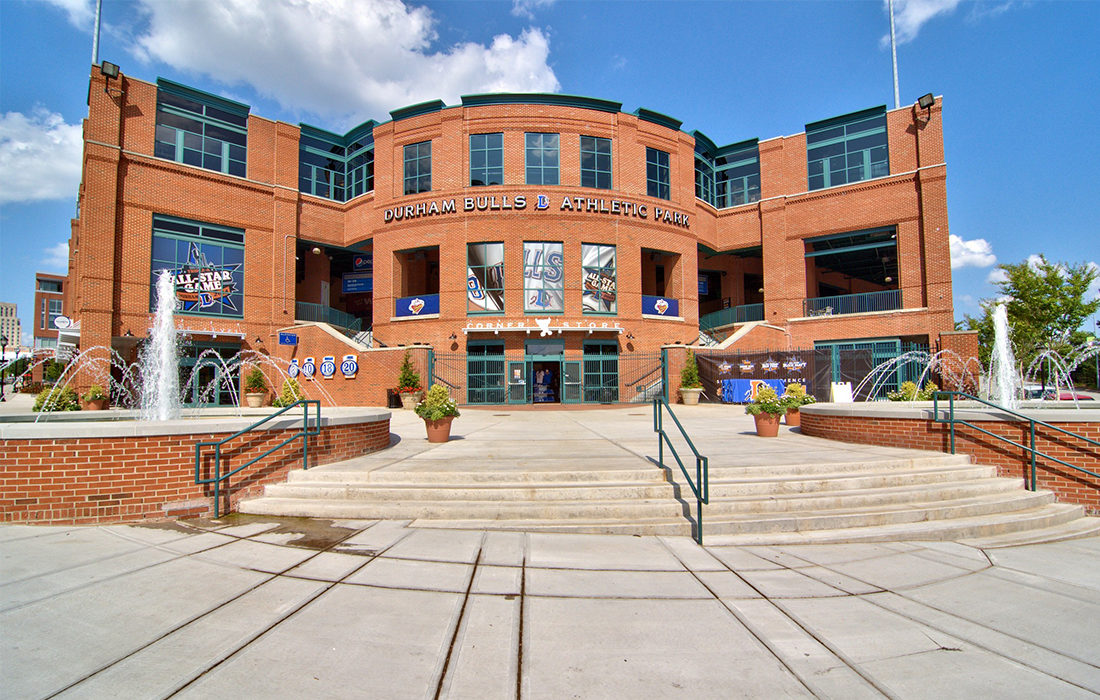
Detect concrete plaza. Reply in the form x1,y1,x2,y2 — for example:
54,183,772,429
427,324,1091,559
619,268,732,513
3,516,1099,698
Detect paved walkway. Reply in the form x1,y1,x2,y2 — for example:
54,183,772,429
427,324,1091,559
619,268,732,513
3,518,1098,698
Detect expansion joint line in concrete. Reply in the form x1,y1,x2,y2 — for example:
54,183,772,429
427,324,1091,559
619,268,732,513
433,534,485,700
516,533,528,700
41,521,408,699
655,537,895,699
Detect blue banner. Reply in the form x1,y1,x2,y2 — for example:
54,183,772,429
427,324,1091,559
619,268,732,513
719,379,787,404
395,294,440,317
342,273,373,293
641,295,679,317
698,275,708,296
353,253,372,272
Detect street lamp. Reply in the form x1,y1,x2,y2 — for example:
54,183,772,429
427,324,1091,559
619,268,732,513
0,334,8,402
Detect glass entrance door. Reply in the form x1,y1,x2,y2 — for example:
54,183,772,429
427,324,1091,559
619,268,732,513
178,342,241,407
524,339,564,405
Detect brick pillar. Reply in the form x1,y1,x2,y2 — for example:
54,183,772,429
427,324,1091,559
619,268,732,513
938,330,980,393
665,344,688,403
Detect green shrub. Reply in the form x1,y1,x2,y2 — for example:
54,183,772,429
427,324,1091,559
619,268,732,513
33,386,80,412
272,378,304,407
81,384,108,402
887,380,939,401
414,383,460,421
744,385,785,416
781,383,816,411
397,351,422,393
244,367,267,393
680,350,702,389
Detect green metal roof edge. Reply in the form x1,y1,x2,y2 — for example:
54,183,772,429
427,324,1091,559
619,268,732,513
805,105,886,133
298,120,377,145
714,137,759,159
344,119,377,142
633,107,683,132
461,93,622,114
389,100,447,122
692,131,718,155
156,78,250,115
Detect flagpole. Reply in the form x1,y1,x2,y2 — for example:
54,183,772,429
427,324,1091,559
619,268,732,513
91,0,103,65
889,0,900,108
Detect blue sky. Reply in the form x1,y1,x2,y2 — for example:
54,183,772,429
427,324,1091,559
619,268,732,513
2,0,1098,347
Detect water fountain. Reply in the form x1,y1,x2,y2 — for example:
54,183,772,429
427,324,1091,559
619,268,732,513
140,270,182,420
988,302,1022,409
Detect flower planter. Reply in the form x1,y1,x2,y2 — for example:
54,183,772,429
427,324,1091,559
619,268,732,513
245,392,265,408
81,398,108,411
424,416,455,443
401,393,421,410
681,387,703,405
784,408,800,427
753,412,781,437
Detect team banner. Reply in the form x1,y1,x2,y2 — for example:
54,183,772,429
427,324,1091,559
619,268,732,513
467,243,505,312
581,244,616,313
641,295,679,317
696,350,814,403
395,294,440,317
523,241,564,312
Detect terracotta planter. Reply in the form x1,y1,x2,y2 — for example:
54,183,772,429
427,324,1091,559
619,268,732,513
784,408,800,427
424,415,455,443
752,412,781,437
82,398,108,411
681,387,703,405
401,393,421,410
245,392,265,408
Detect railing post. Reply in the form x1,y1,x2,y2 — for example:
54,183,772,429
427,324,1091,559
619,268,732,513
213,443,222,518
949,394,956,454
1030,421,1037,491
302,400,310,470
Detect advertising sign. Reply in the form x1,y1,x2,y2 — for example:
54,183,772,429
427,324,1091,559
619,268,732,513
467,242,505,312
641,296,679,317
698,274,708,296
342,273,373,294
352,253,373,272
395,294,440,317
581,244,616,313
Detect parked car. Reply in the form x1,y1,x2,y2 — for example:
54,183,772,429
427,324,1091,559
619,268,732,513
1022,384,1056,400
1057,390,1094,401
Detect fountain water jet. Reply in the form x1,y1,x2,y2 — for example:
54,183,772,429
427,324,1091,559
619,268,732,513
988,302,1021,409
140,270,181,420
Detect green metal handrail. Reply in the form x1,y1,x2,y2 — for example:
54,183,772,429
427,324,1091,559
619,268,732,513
653,397,709,544
932,391,1100,491
194,400,321,517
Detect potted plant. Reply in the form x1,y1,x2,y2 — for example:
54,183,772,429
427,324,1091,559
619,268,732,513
415,383,460,443
780,383,815,427
272,378,304,407
243,368,267,408
744,385,785,437
80,384,109,410
397,350,423,410
680,350,704,405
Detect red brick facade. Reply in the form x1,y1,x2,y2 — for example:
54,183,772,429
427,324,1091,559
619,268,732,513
65,68,955,406
1,418,391,525
801,410,1100,514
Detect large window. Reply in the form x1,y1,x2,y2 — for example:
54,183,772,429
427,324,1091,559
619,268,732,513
646,147,670,200
150,214,244,318
470,133,503,186
403,141,432,194
347,135,375,198
37,279,63,293
807,107,889,191
154,81,248,177
580,136,612,189
41,299,63,330
299,130,375,202
467,242,505,314
715,142,760,207
525,133,560,186
582,243,616,314
523,241,564,313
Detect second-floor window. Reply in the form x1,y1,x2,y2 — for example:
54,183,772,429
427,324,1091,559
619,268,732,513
646,147,670,200
580,136,612,189
807,107,889,191
155,81,248,177
525,133,559,186
403,141,432,194
470,133,503,186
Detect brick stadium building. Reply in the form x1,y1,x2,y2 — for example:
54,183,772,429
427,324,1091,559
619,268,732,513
65,65,965,407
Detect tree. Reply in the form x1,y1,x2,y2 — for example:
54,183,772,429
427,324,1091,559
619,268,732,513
962,255,1099,368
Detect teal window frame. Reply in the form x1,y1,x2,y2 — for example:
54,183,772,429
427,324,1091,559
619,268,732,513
150,214,245,319
154,81,248,178
467,242,506,315
583,340,619,403
580,135,612,189
403,141,432,194
525,133,560,186
467,340,507,405
470,133,503,186
581,243,617,315
695,156,714,204
807,107,889,191
298,128,374,202
714,144,760,207
346,136,375,199
646,147,670,200
523,241,565,314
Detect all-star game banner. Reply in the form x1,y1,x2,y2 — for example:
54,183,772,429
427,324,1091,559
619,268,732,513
581,243,617,313
695,350,814,404
150,215,244,318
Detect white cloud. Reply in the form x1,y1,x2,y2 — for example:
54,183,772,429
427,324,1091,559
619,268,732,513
987,268,1008,284
512,0,556,19
37,0,95,29
0,109,83,205
883,0,962,45
130,0,561,126
42,241,70,273
949,234,996,269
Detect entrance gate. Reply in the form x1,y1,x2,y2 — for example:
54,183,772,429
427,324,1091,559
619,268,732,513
431,349,664,406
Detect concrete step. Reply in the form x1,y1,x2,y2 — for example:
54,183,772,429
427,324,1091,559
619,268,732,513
958,515,1100,549
239,488,1053,529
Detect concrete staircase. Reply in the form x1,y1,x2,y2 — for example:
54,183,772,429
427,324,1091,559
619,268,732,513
238,453,1098,544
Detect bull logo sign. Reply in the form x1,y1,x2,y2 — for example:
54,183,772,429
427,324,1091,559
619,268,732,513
408,298,425,315
654,298,669,315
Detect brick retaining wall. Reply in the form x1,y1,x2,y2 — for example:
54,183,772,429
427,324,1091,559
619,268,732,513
1,419,390,525
800,411,1099,514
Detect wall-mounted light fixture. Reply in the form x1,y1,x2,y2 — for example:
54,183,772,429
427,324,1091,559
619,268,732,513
100,61,122,96
311,246,322,255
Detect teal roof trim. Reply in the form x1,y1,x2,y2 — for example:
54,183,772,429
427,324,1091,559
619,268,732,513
345,119,377,143
461,93,622,113
390,100,447,122
633,108,682,131
805,105,886,133
692,131,718,155
156,78,250,116
299,123,342,142
714,137,759,159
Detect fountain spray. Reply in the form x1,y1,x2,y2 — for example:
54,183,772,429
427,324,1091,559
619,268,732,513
140,270,181,420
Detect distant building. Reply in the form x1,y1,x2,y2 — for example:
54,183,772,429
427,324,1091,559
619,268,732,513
0,302,20,351
31,273,67,381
